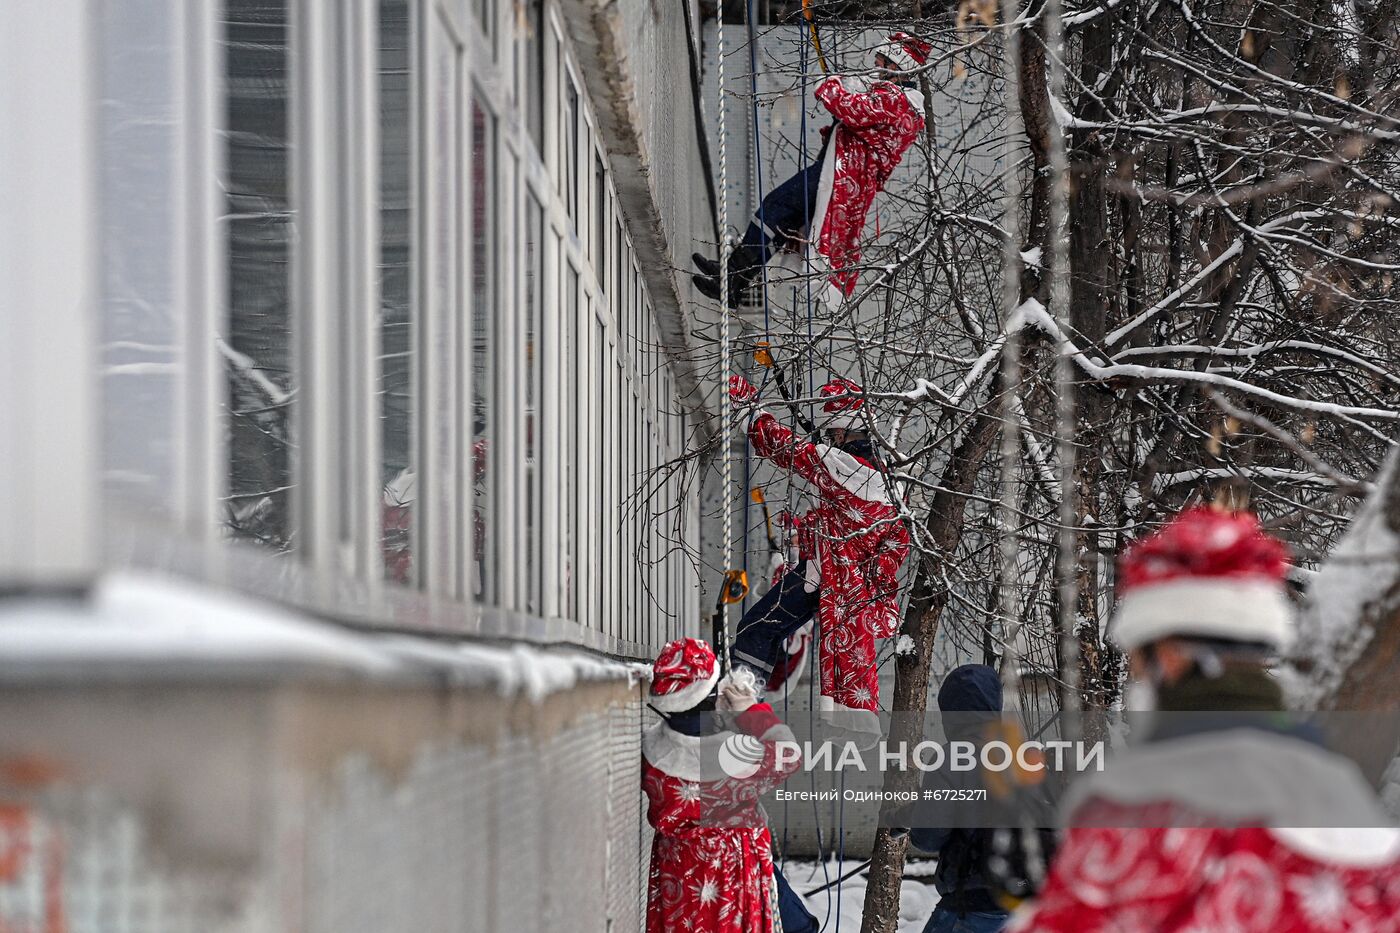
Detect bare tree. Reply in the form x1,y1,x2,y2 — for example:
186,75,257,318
651,2,1400,927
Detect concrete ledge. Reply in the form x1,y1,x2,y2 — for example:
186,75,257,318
0,571,651,693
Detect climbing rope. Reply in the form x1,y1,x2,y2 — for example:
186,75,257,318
715,3,737,673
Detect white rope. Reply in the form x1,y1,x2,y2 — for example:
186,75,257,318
717,9,734,645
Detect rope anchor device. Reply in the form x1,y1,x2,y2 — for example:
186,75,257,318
710,569,750,678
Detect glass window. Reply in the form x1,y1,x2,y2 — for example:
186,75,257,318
224,0,295,551
525,197,544,615
472,0,494,44
614,223,624,322
594,314,606,630
380,0,415,585
524,0,544,153
561,75,578,227
100,1,179,515
607,344,618,636
593,153,606,275
472,97,497,602
565,261,580,621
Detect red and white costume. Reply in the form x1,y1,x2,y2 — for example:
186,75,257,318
742,378,910,736
642,639,801,933
808,34,928,301
1010,732,1400,932
1012,508,1400,931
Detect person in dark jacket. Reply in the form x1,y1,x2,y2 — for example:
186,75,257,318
910,664,1012,933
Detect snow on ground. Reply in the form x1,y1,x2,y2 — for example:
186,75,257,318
781,858,940,933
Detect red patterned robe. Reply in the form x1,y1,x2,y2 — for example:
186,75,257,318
808,76,925,300
1010,729,1400,932
642,704,801,933
748,412,909,737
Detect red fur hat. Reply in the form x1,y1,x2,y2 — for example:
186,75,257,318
649,638,721,712
1112,506,1293,651
820,377,865,431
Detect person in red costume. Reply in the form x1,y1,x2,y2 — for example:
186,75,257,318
693,32,928,308
728,374,909,744
642,638,812,933
1011,507,1400,932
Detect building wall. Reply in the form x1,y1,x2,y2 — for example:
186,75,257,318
0,0,719,929
93,0,712,655
0,631,651,931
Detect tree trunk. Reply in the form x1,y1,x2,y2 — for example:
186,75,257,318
1311,452,1400,712
858,409,1003,933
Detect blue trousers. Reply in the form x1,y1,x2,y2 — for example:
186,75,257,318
773,862,819,933
732,563,819,679
923,905,1009,933
747,156,824,251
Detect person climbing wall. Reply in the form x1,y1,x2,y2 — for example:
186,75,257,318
728,374,909,744
693,32,929,308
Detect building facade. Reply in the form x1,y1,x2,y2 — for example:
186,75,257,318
0,0,720,928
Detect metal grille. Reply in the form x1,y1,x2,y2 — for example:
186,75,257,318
0,687,651,932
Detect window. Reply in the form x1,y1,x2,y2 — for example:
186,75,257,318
524,0,544,153
424,11,465,597
565,261,580,621
380,0,414,584
224,0,295,551
472,0,494,44
593,153,606,275
595,316,607,630
524,197,544,614
561,74,578,227
100,0,181,516
614,222,624,320
471,96,497,602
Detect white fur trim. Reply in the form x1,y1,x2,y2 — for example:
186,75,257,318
642,722,733,782
817,445,893,505
803,560,821,594
1111,577,1292,651
649,663,721,712
817,694,883,749
1270,827,1400,865
822,411,864,431
642,721,796,782
806,122,839,265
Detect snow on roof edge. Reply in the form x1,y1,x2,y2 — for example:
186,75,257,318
0,571,650,703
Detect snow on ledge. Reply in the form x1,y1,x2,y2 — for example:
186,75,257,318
0,572,649,702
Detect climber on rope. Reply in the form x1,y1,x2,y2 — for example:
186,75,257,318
642,638,816,933
727,374,909,746
692,32,929,308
